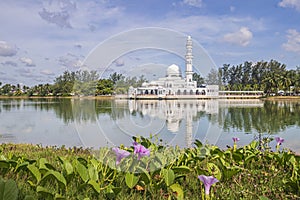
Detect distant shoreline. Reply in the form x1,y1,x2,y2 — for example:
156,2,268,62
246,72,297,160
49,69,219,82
0,95,114,99
262,96,300,101
0,95,299,101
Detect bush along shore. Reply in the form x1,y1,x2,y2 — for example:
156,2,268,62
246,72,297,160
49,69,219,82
0,136,299,200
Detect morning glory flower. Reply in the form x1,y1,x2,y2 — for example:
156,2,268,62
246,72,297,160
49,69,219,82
232,137,240,151
275,137,284,145
275,137,284,152
112,147,130,165
133,142,150,160
232,137,240,143
198,175,219,195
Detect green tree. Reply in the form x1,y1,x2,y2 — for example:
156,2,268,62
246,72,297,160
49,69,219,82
109,72,125,84
206,68,220,85
53,71,76,96
193,72,205,87
96,79,114,95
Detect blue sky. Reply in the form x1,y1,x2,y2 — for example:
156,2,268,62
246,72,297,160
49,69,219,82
0,0,300,86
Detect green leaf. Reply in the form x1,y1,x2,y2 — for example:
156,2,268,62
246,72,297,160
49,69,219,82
38,158,49,173
88,180,100,194
105,185,116,199
245,154,256,165
232,152,243,162
54,193,66,200
88,164,98,182
36,186,53,198
223,167,240,180
15,161,29,172
90,158,99,169
112,187,122,196
0,179,18,200
172,166,191,174
27,164,41,183
259,196,270,200
0,160,9,169
249,141,259,149
194,140,203,148
162,169,175,187
170,183,184,200
64,160,74,176
0,155,6,160
207,163,222,181
23,195,35,200
125,173,139,189
41,170,67,189
74,160,89,183
137,166,151,184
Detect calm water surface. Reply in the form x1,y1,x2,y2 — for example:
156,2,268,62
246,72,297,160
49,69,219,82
0,98,299,153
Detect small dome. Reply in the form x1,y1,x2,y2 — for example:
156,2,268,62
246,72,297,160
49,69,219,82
167,64,181,77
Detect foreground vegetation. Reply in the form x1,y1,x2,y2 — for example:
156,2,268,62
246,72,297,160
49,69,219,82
0,136,299,200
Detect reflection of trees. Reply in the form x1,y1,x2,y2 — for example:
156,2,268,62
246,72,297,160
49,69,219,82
1,99,22,111
217,101,300,134
110,100,129,120
1,99,299,132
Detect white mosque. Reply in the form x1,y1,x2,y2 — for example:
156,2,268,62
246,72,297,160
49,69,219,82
128,36,219,99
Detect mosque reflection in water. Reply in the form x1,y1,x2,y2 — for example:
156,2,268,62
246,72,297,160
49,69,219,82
125,99,263,147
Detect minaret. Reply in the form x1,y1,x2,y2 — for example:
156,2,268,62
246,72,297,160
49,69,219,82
185,36,193,85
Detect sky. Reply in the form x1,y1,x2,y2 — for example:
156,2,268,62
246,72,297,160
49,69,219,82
0,0,300,86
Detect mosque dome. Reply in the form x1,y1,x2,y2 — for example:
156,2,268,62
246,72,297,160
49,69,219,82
167,64,181,77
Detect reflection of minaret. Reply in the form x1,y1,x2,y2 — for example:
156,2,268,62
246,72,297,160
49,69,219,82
185,36,193,85
126,100,219,147
186,113,193,148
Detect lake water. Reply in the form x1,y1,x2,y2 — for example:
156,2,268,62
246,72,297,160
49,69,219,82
0,98,299,153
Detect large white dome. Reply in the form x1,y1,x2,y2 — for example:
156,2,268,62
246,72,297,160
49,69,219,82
167,64,181,77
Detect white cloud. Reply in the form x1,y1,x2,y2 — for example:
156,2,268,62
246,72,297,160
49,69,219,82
279,0,300,11
20,57,36,67
58,53,83,69
182,0,203,8
0,41,17,57
223,27,253,46
1,61,18,67
282,29,300,53
230,6,235,12
40,69,55,75
39,0,76,28
114,59,125,67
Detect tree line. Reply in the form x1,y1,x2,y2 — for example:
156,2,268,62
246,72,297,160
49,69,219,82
1,59,300,96
217,60,300,95
0,71,147,97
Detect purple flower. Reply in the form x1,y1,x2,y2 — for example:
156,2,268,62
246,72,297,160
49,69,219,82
275,137,284,145
198,175,219,195
232,137,240,143
112,147,130,165
133,142,150,160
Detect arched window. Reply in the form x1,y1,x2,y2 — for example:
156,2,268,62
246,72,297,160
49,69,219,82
177,90,181,95
183,90,187,95
190,90,193,95
145,90,149,95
